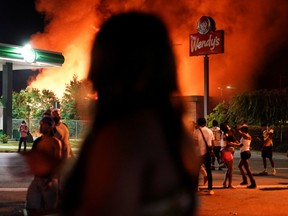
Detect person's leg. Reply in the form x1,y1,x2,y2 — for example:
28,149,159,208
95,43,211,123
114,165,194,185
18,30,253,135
215,147,223,170
268,157,275,168
23,137,27,152
26,178,42,211
266,147,276,175
203,153,213,191
269,156,276,175
223,161,228,187
211,149,216,170
228,160,234,188
260,148,268,174
243,160,256,188
238,159,248,185
262,157,267,170
200,165,208,185
42,179,59,211
18,138,23,152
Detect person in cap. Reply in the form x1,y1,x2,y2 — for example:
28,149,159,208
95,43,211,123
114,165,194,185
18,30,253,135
25,117,62,215
236,124,257,188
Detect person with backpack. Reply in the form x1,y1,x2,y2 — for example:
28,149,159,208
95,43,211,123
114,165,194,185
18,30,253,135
194,117,215,195
18,120,29,152
210,120,223,170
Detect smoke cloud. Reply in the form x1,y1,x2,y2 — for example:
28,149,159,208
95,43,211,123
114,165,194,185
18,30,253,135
29,0,288,98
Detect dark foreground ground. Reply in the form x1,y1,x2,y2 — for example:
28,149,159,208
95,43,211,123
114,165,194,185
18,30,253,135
0,151,288,216
197,150,288,216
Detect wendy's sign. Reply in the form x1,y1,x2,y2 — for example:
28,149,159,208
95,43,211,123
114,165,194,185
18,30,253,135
190,16,224,56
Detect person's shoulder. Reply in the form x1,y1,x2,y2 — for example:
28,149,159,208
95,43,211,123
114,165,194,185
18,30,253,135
203,126,213,133
210,126,220,131
32,136,43,149
33,136,42,143
61,122,69,128
51,136,62,147
60,122,69,130
56,122,69,131
51,135,61,143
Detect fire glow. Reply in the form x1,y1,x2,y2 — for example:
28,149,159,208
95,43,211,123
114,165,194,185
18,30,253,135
29,0,288,98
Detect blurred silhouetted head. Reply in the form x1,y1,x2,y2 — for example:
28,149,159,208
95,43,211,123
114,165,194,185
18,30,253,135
212,120,219,127
238,124,249,133
51,109,61,124
197,118,206,127
40,117,55,135
88,11,177,105
220,122,229,134
43,109,52,117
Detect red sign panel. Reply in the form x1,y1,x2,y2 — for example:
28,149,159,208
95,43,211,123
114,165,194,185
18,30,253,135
190,30,224,56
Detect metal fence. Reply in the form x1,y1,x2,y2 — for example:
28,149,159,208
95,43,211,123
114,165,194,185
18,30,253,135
12,119,88,140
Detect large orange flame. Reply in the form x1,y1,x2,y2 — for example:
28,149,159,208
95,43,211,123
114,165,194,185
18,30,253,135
29,0,288,99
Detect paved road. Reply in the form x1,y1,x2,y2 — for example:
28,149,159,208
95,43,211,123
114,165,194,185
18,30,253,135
198,150,288,216
0,151,288,215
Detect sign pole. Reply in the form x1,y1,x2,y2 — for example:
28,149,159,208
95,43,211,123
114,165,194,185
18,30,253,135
189,16,224,119
204,55,209,117
2,63,13,137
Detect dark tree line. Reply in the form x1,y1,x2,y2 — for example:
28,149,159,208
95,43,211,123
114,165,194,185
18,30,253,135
207,88,288,152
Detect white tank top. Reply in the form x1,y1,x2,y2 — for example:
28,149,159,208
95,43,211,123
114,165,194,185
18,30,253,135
240,137,251,152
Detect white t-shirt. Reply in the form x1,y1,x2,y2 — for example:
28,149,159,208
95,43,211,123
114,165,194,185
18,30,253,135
210,126,221,147
193,126,214,156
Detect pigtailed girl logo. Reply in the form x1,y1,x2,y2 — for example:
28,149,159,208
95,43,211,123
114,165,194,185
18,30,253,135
190,16,224,56
197,16,216,35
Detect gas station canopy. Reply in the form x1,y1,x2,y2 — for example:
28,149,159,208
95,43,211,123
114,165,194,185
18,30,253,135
0,43,64,71
0,42,65,137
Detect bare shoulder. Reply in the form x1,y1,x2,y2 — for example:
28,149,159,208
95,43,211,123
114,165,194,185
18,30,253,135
51,136,62,147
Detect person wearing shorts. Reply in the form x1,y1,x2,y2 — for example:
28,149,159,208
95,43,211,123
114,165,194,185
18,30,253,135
259,124,276,175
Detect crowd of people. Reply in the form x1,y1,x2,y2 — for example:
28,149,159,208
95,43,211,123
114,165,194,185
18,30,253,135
20,108,74,215
16,11,201,216
12,10,281,216
194,118,277,195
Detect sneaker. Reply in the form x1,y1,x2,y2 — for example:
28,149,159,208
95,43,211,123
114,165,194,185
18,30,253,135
228,185,236,189
208,190,215,195
272,168,276,176
247,184,257,189
23,209,28,216
240,181,248,185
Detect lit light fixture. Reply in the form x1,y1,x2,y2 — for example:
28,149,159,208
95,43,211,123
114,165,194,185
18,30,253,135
22,44,36,63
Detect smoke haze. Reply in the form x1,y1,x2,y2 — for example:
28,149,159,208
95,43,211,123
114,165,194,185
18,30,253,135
29,0,288,98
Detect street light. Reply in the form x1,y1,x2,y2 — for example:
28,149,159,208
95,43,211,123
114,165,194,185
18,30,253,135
21,44,36,63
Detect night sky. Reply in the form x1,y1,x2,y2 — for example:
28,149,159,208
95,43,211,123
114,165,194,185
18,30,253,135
0,0,287,96
0,0,43,93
